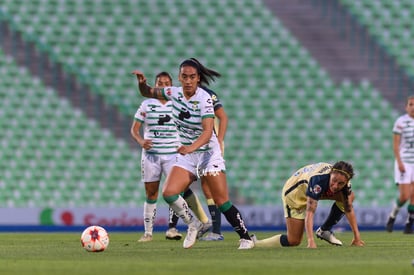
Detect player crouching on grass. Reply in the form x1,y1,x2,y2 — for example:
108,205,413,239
252,161,365,248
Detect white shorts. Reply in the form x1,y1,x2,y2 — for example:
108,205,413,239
394,161,414,184
141,151,176,182
174,148,226,178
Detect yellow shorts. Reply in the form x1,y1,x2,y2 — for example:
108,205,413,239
282,185,346,219
282,197,345,219
282,201,306,219
281,177,308,219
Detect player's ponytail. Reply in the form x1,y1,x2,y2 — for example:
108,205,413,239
180,57,221,86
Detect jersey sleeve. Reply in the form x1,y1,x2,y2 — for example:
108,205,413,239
134,101,147,123
209,90,223,111
306,175,327,200
201,93,215,119
392,116,403,135
161,86,175,101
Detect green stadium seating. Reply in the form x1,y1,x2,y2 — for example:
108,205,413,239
340,0,414,77
0,48,142,207
0,0,402,206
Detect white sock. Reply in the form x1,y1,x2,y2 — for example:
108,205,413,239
168,195,194,224
390,204,400,218
143,201,156,235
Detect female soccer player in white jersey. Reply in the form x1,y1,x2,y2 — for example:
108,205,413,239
253,161,365,248
131,71,210,242
168,58,228,241
386,95,414,233
191,58,227,241
132,59,254,249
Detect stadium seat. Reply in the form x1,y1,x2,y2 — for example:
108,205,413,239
0,0,400,206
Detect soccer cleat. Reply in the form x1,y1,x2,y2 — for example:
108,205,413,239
403,223,413,234
183,219,202,249
165,227,182,240
386,217,395,232
316,227,342,246
238,238,255,250
250,234,257,244
196,220,212,239
199,232,224,241
138,233,153,242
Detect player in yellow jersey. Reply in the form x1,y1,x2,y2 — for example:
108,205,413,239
253,161,365,248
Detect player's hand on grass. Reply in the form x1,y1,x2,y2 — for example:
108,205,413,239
351,239,365,247
307,239,317,249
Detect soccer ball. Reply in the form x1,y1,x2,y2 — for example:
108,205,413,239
80,225,109,252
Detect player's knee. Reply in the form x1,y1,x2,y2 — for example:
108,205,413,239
285,234,301,246
146,194,157,201
215,198,231,209
288,239,301,246
162,190,172,198
145,188,158,199
163,194,179,204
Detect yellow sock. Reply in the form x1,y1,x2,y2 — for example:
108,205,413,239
186,192,209,223
206,198,215,206
256,234,282,248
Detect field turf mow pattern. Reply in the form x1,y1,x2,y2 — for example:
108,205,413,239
0,231,412,275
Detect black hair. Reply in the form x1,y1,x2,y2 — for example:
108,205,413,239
331,161,354,212
155,71,172,84
331,161,354,181
179,57,221,86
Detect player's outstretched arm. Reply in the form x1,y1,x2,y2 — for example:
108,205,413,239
131,70,164,99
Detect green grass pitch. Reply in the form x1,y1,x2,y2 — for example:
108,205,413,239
0,231,412,275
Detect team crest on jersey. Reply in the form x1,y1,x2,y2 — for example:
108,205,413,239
140,112,146,117
312,184,322,194
191,101,199,111
165,88,172,96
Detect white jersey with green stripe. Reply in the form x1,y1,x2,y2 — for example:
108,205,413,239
162,86,217,152
134,98,179,155
393,113,414,163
